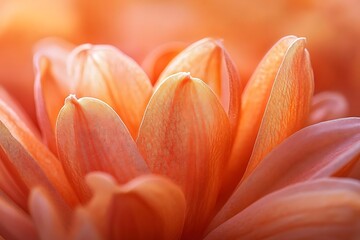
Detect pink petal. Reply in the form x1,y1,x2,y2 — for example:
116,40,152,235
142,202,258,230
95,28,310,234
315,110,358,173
209,117,360,230
157,38,242,134
67,44,153,138
69,208,102,240
308,91,349,125
0,195,38,240
137,72,231,237
56,96,149,202
29,188,68,240
206,178,360,240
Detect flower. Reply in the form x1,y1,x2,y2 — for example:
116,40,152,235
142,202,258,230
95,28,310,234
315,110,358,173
0,36,360,239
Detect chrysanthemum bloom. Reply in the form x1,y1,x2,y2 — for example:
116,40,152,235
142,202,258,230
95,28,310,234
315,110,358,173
0,36,360,239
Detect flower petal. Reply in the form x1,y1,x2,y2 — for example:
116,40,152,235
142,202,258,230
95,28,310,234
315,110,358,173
229,36,314,186
141,42,185,85
157,38,242,133
56,96,149,202
308,91,348,125
137,72,231,237
209,117,360,230
34,54,68,153
206,178,360,240
29,188,68,240
0,195,38,240
84,172,186,240
67,44,153,138
0,117,77,209
0,87,39,138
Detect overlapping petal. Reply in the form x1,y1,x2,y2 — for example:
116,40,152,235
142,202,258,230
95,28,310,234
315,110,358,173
84,173,186,240
0,96,77,209
209,117,360,230
137,72,231,237
0,195,38,240
157,38,242,133
226,36,313,191
35,42,153,145
206,179,360,240
56,96,149,202
67,44,153,138
308,91,348,125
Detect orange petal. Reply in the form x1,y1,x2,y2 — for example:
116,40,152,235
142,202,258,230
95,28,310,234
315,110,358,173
308,91,348,125
0,87,39,138
34,54,68,153
29,188,68,240
229,36,314,184
56,96,149,202
157,38,242,133
70,208,102,240
0,195,38,240
67,44,153,138
209,117,360,230
137,72,231,237
83,172,186,240
141,42,185,85
205,178,360,240
0,119,77,209
107,175,185,240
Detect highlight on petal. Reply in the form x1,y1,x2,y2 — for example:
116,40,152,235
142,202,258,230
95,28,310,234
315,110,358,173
67,44,153,138
137,72,231,237
308,91,348,125
209,118,360,230
0,195,38,240
83,172,186,240
56,96,149,202
157,38,242,133
29,188,67,240
0,118,77,210
205,178,360,240
227,36,314,190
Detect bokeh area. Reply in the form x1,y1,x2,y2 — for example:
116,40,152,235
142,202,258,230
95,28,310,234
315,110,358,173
1,0,359,121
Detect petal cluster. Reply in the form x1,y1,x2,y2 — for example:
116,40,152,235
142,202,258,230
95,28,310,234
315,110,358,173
0,36,360,239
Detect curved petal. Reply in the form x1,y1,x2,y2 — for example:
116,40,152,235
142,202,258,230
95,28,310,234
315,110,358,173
209,118,360,230
141,42,185,85
84,172,186,240
308,91,348,125
137,72,231,237
0,195,38,240
206,178,360,240
228,36,314,189
70,208,102,240
67,44,153,138
29,188,68,240
157,38,242,133
0,87,39,138
0,117,77,209
56,96,149,202
34,55,68,153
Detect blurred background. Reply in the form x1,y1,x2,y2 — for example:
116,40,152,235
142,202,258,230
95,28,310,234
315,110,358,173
1,0,359,122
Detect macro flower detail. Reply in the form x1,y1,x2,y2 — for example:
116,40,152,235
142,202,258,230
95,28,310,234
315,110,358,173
0,36,360,239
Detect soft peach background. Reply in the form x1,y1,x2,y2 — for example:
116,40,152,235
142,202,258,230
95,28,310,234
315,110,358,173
1,0,359,122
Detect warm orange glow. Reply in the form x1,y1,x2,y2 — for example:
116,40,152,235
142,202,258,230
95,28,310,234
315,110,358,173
0,34,360,239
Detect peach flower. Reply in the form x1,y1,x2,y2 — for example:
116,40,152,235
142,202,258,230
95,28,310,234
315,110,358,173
0,36,359,239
